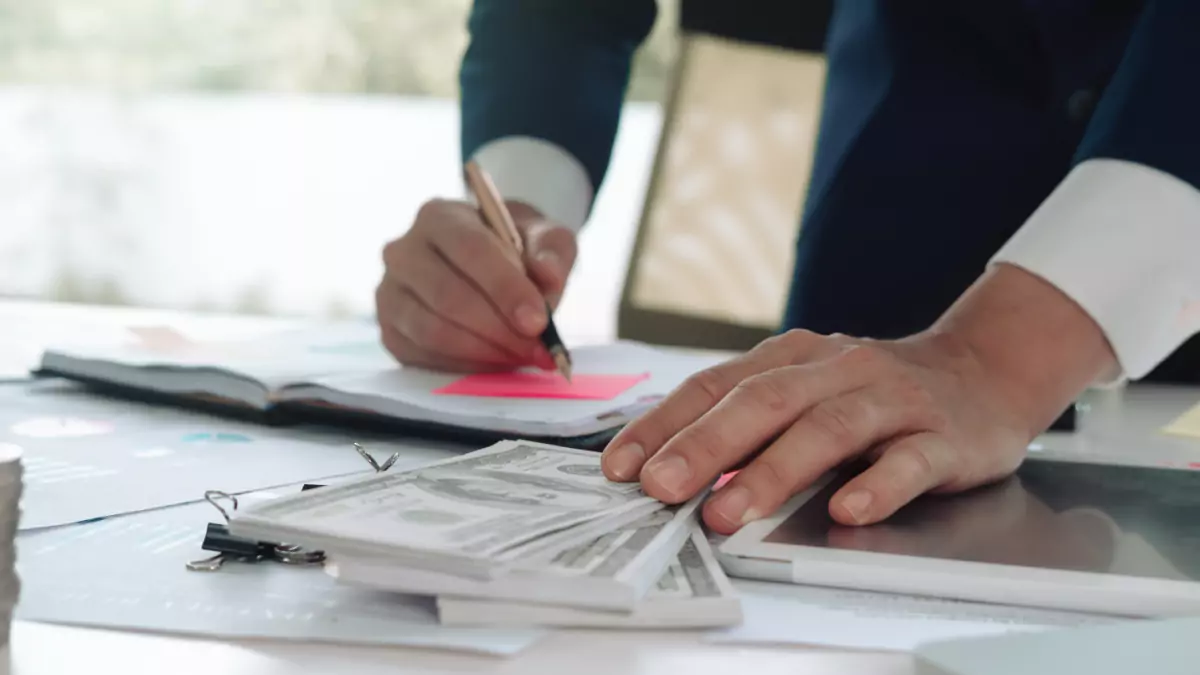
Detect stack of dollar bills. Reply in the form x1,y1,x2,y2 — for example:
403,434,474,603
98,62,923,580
228,440,742,628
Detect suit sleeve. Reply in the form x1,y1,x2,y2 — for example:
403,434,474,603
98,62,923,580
991,0,1200,381
459,0,656,228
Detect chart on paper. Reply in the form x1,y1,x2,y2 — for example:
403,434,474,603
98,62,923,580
16,497,545,655
0,381,460,529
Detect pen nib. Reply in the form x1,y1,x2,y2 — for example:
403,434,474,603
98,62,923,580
551,348,573,383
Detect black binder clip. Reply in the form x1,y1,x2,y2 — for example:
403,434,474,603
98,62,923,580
186,443,399,571
185,490,326,572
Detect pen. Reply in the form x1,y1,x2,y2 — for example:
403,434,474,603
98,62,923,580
464,160,574,382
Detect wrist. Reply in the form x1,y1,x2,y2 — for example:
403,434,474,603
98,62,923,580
922,263,1118,437
470,136,593,231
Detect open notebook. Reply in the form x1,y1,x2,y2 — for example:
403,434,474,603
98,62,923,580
37,323,728,447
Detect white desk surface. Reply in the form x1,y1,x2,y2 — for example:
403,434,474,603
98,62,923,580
5,621,914,675
4,299,1200,675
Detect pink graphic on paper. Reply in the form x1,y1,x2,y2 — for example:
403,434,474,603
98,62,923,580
434,372,649,401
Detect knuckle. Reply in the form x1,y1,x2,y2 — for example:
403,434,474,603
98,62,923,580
807,399,862,447
928,406,953,433
836,343,890,372
826,333,859,350
732,373,791,413
775,328,817,353
381,238,406,269
890,371,930,404
684,368,733,406
898,443,939,479
539,226,577,258
415,198,451,226
891,375,947,429
750,455,792,494
677,424,730,467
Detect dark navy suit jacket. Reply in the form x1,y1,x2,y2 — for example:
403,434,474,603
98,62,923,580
459,0,1200,382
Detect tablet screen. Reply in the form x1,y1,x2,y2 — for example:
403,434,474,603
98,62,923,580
763,458,1200,581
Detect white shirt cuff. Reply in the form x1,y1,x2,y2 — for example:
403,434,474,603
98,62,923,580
467,136,594,232
991,158,1200,381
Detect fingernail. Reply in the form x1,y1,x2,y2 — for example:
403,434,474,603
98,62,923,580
604,443,645,481
840,490,873,524
712,485,759,526
645,455,691,497
536,250,562,278
514,303,546,335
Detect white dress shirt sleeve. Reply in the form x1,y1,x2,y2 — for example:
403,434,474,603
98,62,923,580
468,135,595,232
991,158,1200,382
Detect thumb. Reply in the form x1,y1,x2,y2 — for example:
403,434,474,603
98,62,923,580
522,220,578,308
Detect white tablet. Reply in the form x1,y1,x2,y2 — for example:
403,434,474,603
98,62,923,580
718,456,1200,617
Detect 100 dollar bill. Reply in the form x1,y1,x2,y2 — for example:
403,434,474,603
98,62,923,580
435,528,743,628
229,440,663,578
332,492,705,610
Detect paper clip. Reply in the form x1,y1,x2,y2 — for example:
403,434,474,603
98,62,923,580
185,490,326,572
354,442,399,473
302,442,399,491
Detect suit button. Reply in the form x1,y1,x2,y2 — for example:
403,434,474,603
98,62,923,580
1066,89,1097,122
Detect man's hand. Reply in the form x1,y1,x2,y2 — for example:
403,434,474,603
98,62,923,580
601,264,1118,534
602,329,1031,533
376,198,577,372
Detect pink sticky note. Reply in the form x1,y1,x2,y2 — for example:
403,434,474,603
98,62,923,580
434,371,649,400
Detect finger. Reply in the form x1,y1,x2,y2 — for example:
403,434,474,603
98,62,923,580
702,382,938,533
522,220,578,308
828,473,1032,553
828,432,958,526
602,330,833,482
422,201,549,338
641,354,884,506
377,281,524,368
379,323,513,373
384,240,541,361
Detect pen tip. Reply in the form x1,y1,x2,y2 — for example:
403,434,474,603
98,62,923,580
551,350,573,383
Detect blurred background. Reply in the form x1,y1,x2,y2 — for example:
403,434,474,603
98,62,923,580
0,0,681,343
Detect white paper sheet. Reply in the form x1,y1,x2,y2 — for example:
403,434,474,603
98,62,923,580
1,380,463,529
706,580,1114,652
303,342,728,431
16,494,547,656
0,300,301,380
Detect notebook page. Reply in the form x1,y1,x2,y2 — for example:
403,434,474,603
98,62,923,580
286,342,730,431
42,322,396,388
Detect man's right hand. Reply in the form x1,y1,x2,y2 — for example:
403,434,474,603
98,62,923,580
376,198,578,372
